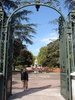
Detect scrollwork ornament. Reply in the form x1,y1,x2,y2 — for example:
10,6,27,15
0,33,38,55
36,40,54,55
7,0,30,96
23,0,56,5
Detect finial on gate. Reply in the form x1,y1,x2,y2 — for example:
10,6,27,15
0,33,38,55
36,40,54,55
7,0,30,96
36,4,40,11
35,0,40,11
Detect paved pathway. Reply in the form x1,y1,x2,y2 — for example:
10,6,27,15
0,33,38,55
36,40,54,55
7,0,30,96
8,72,65,100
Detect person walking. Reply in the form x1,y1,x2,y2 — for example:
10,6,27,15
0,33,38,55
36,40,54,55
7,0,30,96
21,68,28,91
39,65,42,73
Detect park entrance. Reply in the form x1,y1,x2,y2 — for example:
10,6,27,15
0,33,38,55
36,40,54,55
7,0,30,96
0,0,75,100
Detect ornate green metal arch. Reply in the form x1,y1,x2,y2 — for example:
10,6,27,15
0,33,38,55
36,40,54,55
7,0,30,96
4,0,67,57
4,1,67,64
2,1,74,100
6,1,66,27
4,0,67,77
3,1,68,100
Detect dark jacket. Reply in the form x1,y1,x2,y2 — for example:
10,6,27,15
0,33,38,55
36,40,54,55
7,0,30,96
21,71,28,81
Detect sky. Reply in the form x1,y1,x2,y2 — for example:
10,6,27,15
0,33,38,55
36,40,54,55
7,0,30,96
23,1,69,56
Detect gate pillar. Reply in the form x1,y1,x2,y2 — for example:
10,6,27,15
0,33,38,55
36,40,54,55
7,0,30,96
2,18,13,100
6,19,13,99
0,1,4,100
68,8,75,71
59,16,74,100
0,1,4,72
68,8,75,100
59,16,68,99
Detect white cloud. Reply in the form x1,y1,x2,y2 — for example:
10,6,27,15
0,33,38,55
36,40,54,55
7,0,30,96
40,32,59,44
41,38,51,44
32,32,59,44
28,32,59,56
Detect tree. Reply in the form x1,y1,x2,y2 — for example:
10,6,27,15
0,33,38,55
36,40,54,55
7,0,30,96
2,0,37,70
64,0,73,10
37,40,59,68
13,38,25,57
46,39,59,68
2,0,37,46
13,38,25,69
18,49,34,67
37,46,48,67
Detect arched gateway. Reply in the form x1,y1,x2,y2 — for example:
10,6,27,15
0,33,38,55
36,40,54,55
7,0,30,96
0,0,75,100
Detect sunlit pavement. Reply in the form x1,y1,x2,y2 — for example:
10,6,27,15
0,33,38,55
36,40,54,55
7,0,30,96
8,72,65,100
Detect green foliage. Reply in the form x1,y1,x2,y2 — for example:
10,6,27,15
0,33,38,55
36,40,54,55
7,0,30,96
2,0,37,47
46,39,59,68
37,40,59,68
13,38,25,57
13,38,34,68
14,23,37,44
13,38,25,67
64,0,73,10
37,46,48,66
17,49,34,67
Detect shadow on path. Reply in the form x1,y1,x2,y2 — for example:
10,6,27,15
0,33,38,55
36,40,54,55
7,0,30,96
9,73,61,100
9,84,51,99
9,84,61,100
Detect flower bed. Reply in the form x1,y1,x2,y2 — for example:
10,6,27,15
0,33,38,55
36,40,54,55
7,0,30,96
26,67,60,72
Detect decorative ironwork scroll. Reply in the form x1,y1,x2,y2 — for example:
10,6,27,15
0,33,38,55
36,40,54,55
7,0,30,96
21,0,60,9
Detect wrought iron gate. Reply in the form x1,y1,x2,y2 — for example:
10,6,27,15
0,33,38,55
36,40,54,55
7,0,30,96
59,8,75,100
59,15,74,100
0,0,75,100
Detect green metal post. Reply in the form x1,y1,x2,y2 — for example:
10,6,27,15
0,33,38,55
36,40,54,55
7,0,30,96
68,8,75,71
2,16,9,100
72,23,75,71
0,1,5,100
0,0,3,72
66,26,72,100
59,16,68,99
68,8,75,100
6,18,13,99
